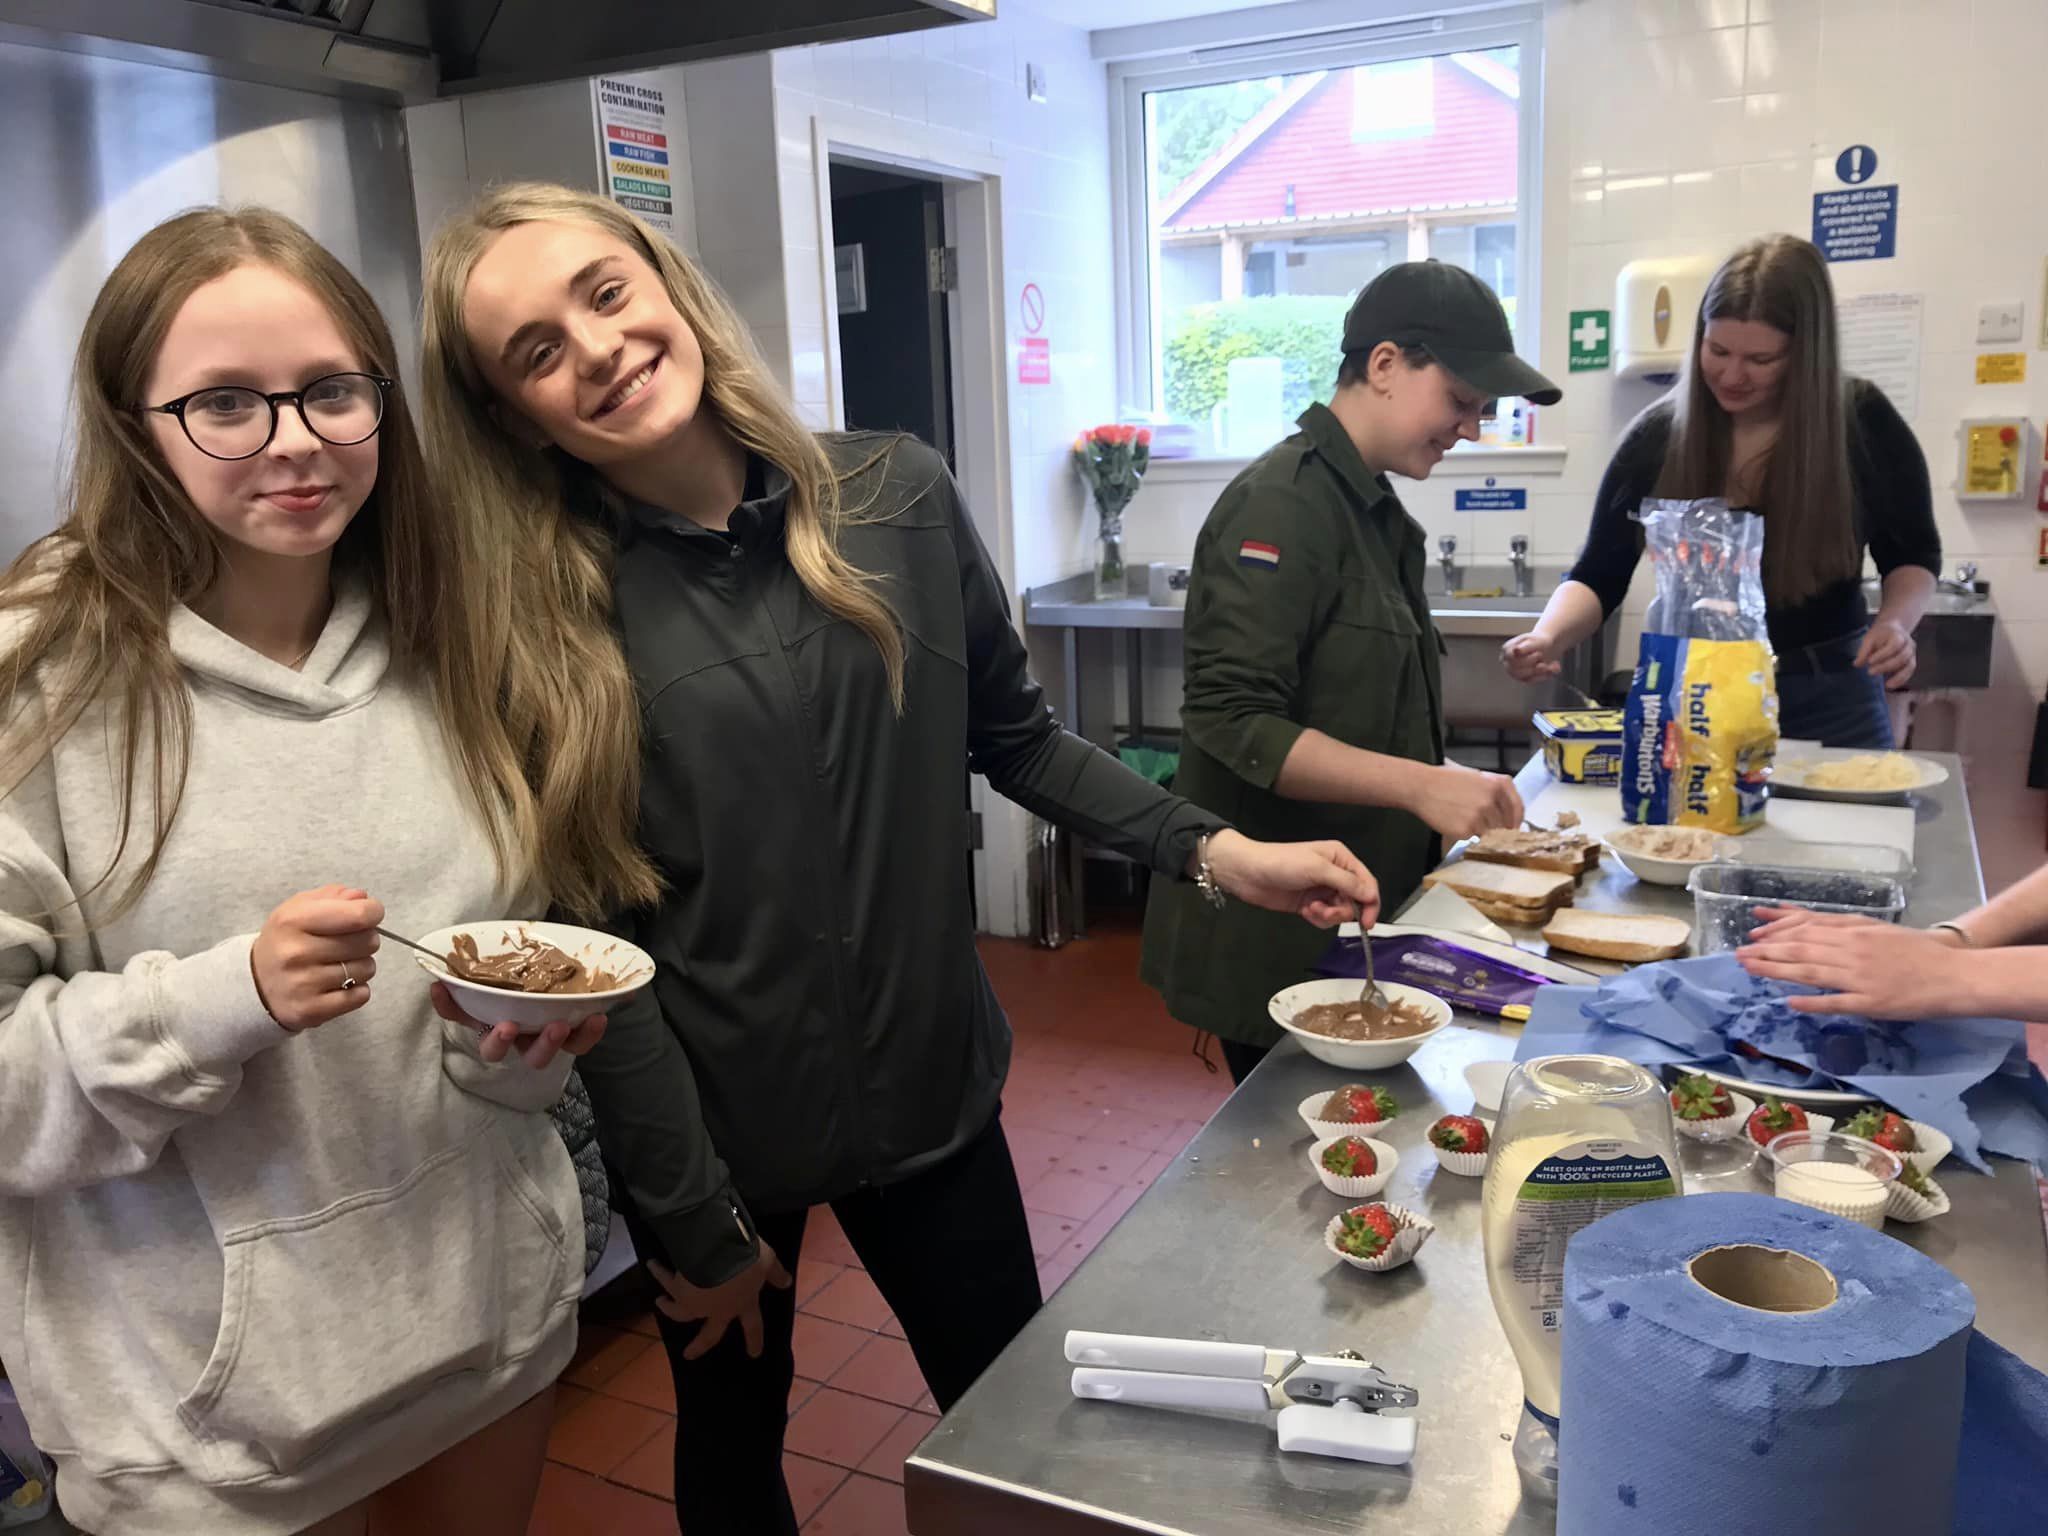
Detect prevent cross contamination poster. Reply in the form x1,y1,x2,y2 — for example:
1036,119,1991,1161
592,76,676,237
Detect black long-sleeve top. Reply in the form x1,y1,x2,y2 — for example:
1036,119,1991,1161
1567,379,1940,652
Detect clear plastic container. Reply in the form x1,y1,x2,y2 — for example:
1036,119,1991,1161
1707,835,1914,880
1765,1130,1902,1229
1481,1056,1683,1501
1686,861,1908,953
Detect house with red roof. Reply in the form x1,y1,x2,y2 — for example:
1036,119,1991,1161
1153,51,1521,318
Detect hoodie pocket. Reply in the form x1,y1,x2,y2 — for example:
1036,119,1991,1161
175,1131,569,1483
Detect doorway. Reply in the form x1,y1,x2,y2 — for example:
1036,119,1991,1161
827,161,957,467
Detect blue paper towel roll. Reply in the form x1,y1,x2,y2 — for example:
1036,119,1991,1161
1559,1193,1974,1533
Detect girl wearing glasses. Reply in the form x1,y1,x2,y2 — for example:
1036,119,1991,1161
415,182,1379,1536
0,208,634,1533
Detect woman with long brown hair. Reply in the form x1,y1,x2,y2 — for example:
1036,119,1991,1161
417,180,1382,1535
1502,234,1939,747
0,208,628,1534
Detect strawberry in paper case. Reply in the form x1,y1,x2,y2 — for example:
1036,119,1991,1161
1621,499,1778,834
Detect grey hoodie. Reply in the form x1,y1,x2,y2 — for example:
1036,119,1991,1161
0,578,584,1534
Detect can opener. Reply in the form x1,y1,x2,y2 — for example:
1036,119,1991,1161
1064,1329,1420,1464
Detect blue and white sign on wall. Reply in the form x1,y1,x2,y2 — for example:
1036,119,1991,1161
1834,145,1878,185
1814,184,1897,262
1457,477,1527,512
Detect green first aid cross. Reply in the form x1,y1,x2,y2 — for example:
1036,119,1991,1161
1569,309,1612,372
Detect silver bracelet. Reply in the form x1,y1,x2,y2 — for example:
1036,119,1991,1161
1930,920,1974,946
1196,832,1227,910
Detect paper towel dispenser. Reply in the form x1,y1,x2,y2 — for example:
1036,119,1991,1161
1613,255,1716,383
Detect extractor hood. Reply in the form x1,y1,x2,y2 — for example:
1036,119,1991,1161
0,0,996,102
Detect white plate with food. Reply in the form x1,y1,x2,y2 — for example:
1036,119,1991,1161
1770,750,1949,804
1604,824,1722,886
1270,978,1452,1071
417,920,655,1032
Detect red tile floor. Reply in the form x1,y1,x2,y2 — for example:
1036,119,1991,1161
530,915,1230,1536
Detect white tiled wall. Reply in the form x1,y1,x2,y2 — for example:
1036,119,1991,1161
1121,0,2048,892
768,13,1120,591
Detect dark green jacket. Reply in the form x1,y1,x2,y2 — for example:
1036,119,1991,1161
577,435,1219,1286
1142,405,1445,1045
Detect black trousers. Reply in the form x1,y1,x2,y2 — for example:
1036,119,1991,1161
612,1116,1042,1535
1220,1038,1269,1086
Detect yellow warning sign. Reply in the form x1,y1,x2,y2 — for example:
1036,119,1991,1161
1975,351,2026,384
1964,422,2023,497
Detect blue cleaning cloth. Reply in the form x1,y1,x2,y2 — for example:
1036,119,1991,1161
1514,954,2048,1172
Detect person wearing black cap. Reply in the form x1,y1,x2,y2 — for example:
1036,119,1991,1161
1142,260,1563,1083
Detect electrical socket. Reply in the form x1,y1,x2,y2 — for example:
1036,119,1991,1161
1977,302,2024,346
1026,62,1047,103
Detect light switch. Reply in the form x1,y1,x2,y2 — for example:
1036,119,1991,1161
1026,62,1047,103
1977,301,2024,346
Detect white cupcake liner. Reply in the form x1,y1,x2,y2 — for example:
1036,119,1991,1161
1323,1202,1434,1272
1905,1122,1952,1175
1887,1175,1951,1223
1773,1186,1889,1228
1431,1144,1488,1178
1309,1135,1397,1198
1673,1090,1756,1142
1297,1091,1399,1143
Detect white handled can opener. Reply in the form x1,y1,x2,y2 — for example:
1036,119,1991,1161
1064,1329,1419,1465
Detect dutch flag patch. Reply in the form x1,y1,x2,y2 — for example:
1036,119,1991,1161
1238,540,1281,569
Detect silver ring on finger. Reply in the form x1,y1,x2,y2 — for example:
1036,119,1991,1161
339,960,358,992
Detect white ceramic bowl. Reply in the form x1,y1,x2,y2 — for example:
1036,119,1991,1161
415,920,654,1033
1605,827,1718,887
1270,979,1452,1070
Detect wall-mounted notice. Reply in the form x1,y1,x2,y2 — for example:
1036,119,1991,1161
1836,291,1922,420
592,76,676,236
1813,184,1897,262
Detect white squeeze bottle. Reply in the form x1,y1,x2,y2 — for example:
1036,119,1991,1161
1480,1055,1682,1502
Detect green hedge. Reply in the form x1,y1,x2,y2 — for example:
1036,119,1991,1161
1161,295,1353,425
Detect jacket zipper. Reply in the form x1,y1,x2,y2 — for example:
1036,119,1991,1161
739,544,876,1187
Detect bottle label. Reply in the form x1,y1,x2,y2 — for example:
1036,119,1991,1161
1508,1139,1675,1337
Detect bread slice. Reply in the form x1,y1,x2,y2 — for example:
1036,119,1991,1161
1422,860,1577,910
1467,893,1573,928
1541,908,1691,963
1464,828,1602,875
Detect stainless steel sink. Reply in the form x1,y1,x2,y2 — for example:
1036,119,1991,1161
1428,565,1616,730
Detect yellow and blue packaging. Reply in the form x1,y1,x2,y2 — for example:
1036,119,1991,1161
1621,500,1778,833
1534,708,1625,785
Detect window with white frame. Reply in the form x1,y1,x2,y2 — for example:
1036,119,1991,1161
1112,11,1542,459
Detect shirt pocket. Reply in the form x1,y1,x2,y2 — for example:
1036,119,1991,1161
170,1130,571,1484
1306,581,1424,750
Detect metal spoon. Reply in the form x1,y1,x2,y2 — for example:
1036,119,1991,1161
1356,930,1393,1026
376,925,452,975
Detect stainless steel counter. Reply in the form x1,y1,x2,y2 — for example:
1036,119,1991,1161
907,751,2046,1535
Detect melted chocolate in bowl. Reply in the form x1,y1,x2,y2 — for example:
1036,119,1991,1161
1292,998,1438,1042
444,931,636,995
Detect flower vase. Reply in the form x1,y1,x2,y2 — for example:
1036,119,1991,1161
1094,503,1127,601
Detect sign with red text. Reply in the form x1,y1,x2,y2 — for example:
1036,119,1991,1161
1019,336,1050,385
592,76,676,236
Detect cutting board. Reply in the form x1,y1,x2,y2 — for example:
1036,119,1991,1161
1524,780,1916,863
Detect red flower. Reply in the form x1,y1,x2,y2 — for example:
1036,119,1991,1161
1136,427,1153,446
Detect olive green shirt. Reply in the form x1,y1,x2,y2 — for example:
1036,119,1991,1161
1141,404,1446,1045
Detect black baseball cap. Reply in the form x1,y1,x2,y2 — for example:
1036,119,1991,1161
1341,260,1562,406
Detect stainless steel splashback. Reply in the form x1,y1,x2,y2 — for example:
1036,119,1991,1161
0,38,422,562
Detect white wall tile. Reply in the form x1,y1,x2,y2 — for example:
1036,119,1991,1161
1744,18,1821,94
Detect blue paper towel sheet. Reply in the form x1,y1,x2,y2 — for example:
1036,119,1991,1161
1513,954,2048,1172
1560,1194,1974,1534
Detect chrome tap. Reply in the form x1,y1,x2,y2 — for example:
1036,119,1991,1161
1509,534,1533,597
1437,535,1462,592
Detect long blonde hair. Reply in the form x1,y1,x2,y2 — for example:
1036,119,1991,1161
1654,235,1858,607
0,207,655,924
417,182,906,725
